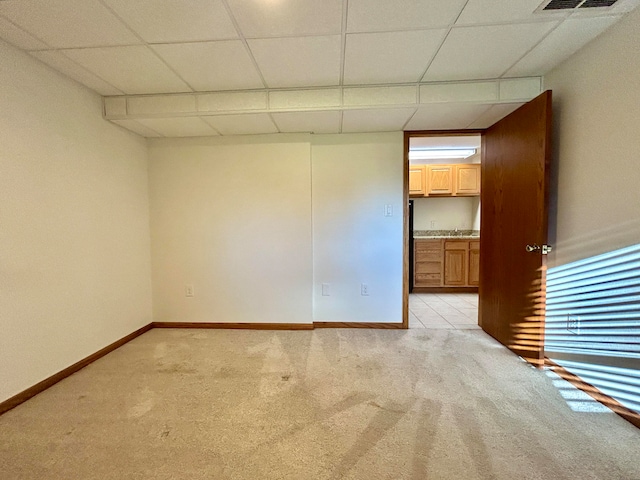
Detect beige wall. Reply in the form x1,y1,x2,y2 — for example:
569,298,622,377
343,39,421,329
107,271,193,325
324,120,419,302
148,133,404,325
0,40,152,403
413,197,477,231
545,8,640,267
148,135,314,324
312,133,404,322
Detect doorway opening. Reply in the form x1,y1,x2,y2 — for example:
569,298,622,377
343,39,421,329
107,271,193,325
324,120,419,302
403,131,483,330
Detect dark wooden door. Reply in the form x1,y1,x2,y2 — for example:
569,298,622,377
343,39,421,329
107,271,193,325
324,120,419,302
479,91,552,366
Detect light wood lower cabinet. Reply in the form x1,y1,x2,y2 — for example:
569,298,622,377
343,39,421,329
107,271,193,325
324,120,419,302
468,241,480,286
414,240,443,286
414,238,479,289
444,240,468,286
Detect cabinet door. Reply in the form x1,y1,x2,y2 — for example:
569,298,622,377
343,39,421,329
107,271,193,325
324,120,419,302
455,164,481,196
427,165,454,195
468,241,480,286
444,250,466,286
444,240,468,286
409,165,426,196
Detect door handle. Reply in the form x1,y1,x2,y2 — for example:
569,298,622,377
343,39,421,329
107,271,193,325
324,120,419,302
526,244,553,254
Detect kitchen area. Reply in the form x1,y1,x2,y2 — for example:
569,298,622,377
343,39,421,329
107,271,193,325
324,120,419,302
408,134,481,329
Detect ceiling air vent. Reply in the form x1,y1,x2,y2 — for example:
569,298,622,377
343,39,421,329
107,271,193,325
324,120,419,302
543,0,581,9
579,0,618,7
541,0,618,9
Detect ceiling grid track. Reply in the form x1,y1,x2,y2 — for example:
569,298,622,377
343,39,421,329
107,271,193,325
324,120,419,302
338,0,349,133
1,9,126,96
96,0,197,93
417,28,452,84
199,117,222,136
418,0,471,83
52,48,125,95
219,0,270,90
2,0,635,136
497,16,567,79
267,112,282,134
400,108,420,131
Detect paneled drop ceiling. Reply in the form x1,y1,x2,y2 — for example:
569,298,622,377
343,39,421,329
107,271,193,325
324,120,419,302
1,0,638,137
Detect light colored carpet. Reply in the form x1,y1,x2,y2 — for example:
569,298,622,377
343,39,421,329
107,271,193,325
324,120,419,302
1,328,638,480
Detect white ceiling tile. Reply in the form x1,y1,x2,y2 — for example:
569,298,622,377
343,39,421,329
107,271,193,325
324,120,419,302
0,0,139,48
457,0,568,25
248,36,341,88
342,107,416,133
271,111,341,134
203,114,279,135
226,0,342,37
64,46,191,95
111,119,164,137
136,117,219,137
405,104,492,130
0,16,49,50
152,41,264,92
423,22,559,81
102,0,238,43
29,50,124,95
347,0,467,31
505,16,621,77
344,30,447,85
467,103,524,129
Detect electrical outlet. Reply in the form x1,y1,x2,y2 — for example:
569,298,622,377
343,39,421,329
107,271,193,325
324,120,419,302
567,314,580,334
361,283,369,296
322,283,330,296
185,284,194,297
430,221,436,228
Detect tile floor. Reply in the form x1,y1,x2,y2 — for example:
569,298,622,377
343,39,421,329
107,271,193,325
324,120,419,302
409,292,480,330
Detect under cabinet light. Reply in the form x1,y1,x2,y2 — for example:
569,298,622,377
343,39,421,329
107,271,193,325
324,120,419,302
409,148,476,160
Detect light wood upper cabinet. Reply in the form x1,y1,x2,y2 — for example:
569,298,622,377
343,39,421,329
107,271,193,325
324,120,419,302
455,164,481,196
409,165,426,197
410,164,480,197
427,165,454,195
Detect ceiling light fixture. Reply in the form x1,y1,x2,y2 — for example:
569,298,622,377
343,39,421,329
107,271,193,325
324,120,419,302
409,148,477,160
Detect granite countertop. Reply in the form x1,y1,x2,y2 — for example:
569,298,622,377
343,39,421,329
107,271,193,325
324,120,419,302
413,229,480,239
